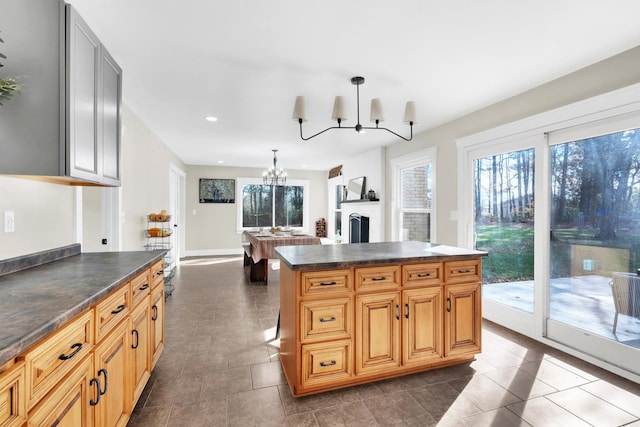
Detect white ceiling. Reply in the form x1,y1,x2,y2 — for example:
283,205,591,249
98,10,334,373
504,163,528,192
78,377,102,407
68,0,640,172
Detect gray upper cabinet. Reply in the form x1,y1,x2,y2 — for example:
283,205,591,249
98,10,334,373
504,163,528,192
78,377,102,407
0,0,121,186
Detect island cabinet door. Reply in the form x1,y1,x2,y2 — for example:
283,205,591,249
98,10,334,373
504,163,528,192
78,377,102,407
355,292,401,375
444,282,482,357
402,287,443,366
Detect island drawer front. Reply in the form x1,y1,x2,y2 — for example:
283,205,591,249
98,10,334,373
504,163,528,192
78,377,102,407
150,259,165,289
0,361,25,427
402,263,444,287
355,266,401,291
301,340,352,387
444,260,482,284
301,269,351,297
23,309,94,410
95,283,130,342
301,298,351,342
131,269,151,308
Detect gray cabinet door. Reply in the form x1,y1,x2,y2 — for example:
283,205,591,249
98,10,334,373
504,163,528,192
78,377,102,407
100,48,122,186
66,5,100,182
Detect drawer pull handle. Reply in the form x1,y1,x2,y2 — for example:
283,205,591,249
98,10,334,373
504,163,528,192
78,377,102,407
59,343,83,360
447,297,452,313
371,276,386,281
111,304,126,314
152,305,158,321
405,303,410,319
156,270,164,276
320,317,336,323
457,269,472,273
320,360,336,367
396,304,400,320
139,283,149,291
131,329,139,349
320,281,337,286
98,368,108,396
417,273,431,277
89,377,101,406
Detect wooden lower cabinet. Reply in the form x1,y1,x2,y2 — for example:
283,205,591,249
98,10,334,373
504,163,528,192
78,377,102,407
355,292,401,375
402,286,443,366
150,285,164,369
129,297,151,410
1,263,165,426
28,355,94,427
0,362,26,427
444,282,482,357
93,320,129,427
280,258,482,397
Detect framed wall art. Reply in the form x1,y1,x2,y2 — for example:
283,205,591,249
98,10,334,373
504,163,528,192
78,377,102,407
199,178,235,203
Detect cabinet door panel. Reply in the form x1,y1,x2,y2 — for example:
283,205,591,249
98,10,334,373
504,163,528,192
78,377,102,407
150,286,165,369
67,5,100,179
403,287,442,366
0,362,25,427
445,283,481,357
94,320,129,427
100,47,121,184
355,292,400,375
129,299,151,410
301,340,352,387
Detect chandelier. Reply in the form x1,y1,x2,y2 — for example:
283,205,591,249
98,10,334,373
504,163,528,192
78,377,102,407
292,76,416,141
263,149,287,186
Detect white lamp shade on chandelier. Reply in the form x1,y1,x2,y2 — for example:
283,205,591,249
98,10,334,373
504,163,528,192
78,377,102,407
292,76,415,141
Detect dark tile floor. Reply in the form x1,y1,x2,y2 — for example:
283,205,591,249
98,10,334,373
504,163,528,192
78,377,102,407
128,256,640,426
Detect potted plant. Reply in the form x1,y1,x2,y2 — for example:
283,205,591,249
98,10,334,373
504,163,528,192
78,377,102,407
0,30,22,105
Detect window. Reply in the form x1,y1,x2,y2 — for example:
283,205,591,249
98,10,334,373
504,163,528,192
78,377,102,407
237,178,309,230
391,148,436,242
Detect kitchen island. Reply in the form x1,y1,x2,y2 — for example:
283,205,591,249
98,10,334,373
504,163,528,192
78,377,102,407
275,241,487,397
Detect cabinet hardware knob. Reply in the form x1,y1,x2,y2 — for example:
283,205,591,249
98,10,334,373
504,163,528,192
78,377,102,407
371,277,386,281
111,304,126,314
89,377,101,406
396,304,400,320
320,281,337,286
405,303,410,319
131,329,139,349
319,317,336,322
98,368,108,396
59,342,82,360
320,360,337,367
447,298,452,312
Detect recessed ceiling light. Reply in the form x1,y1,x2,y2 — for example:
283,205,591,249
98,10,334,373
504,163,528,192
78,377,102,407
205,116,218,122
217,160,224,164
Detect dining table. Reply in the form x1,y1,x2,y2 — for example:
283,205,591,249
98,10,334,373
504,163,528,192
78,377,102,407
241,230,321,283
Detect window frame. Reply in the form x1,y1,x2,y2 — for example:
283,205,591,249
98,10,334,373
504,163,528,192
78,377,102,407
236,177,310,233
390,147,437,242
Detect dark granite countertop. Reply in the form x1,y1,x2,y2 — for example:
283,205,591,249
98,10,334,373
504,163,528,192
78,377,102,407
275,241,488,270
0,250,165,367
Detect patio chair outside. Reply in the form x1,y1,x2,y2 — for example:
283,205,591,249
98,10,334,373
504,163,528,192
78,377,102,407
610,272,640,335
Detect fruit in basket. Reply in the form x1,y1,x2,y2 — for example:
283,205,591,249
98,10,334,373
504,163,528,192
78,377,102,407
148,213,157,221
148,228,161,237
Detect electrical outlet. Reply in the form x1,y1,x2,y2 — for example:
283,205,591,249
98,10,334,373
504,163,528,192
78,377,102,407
4,211,15,233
